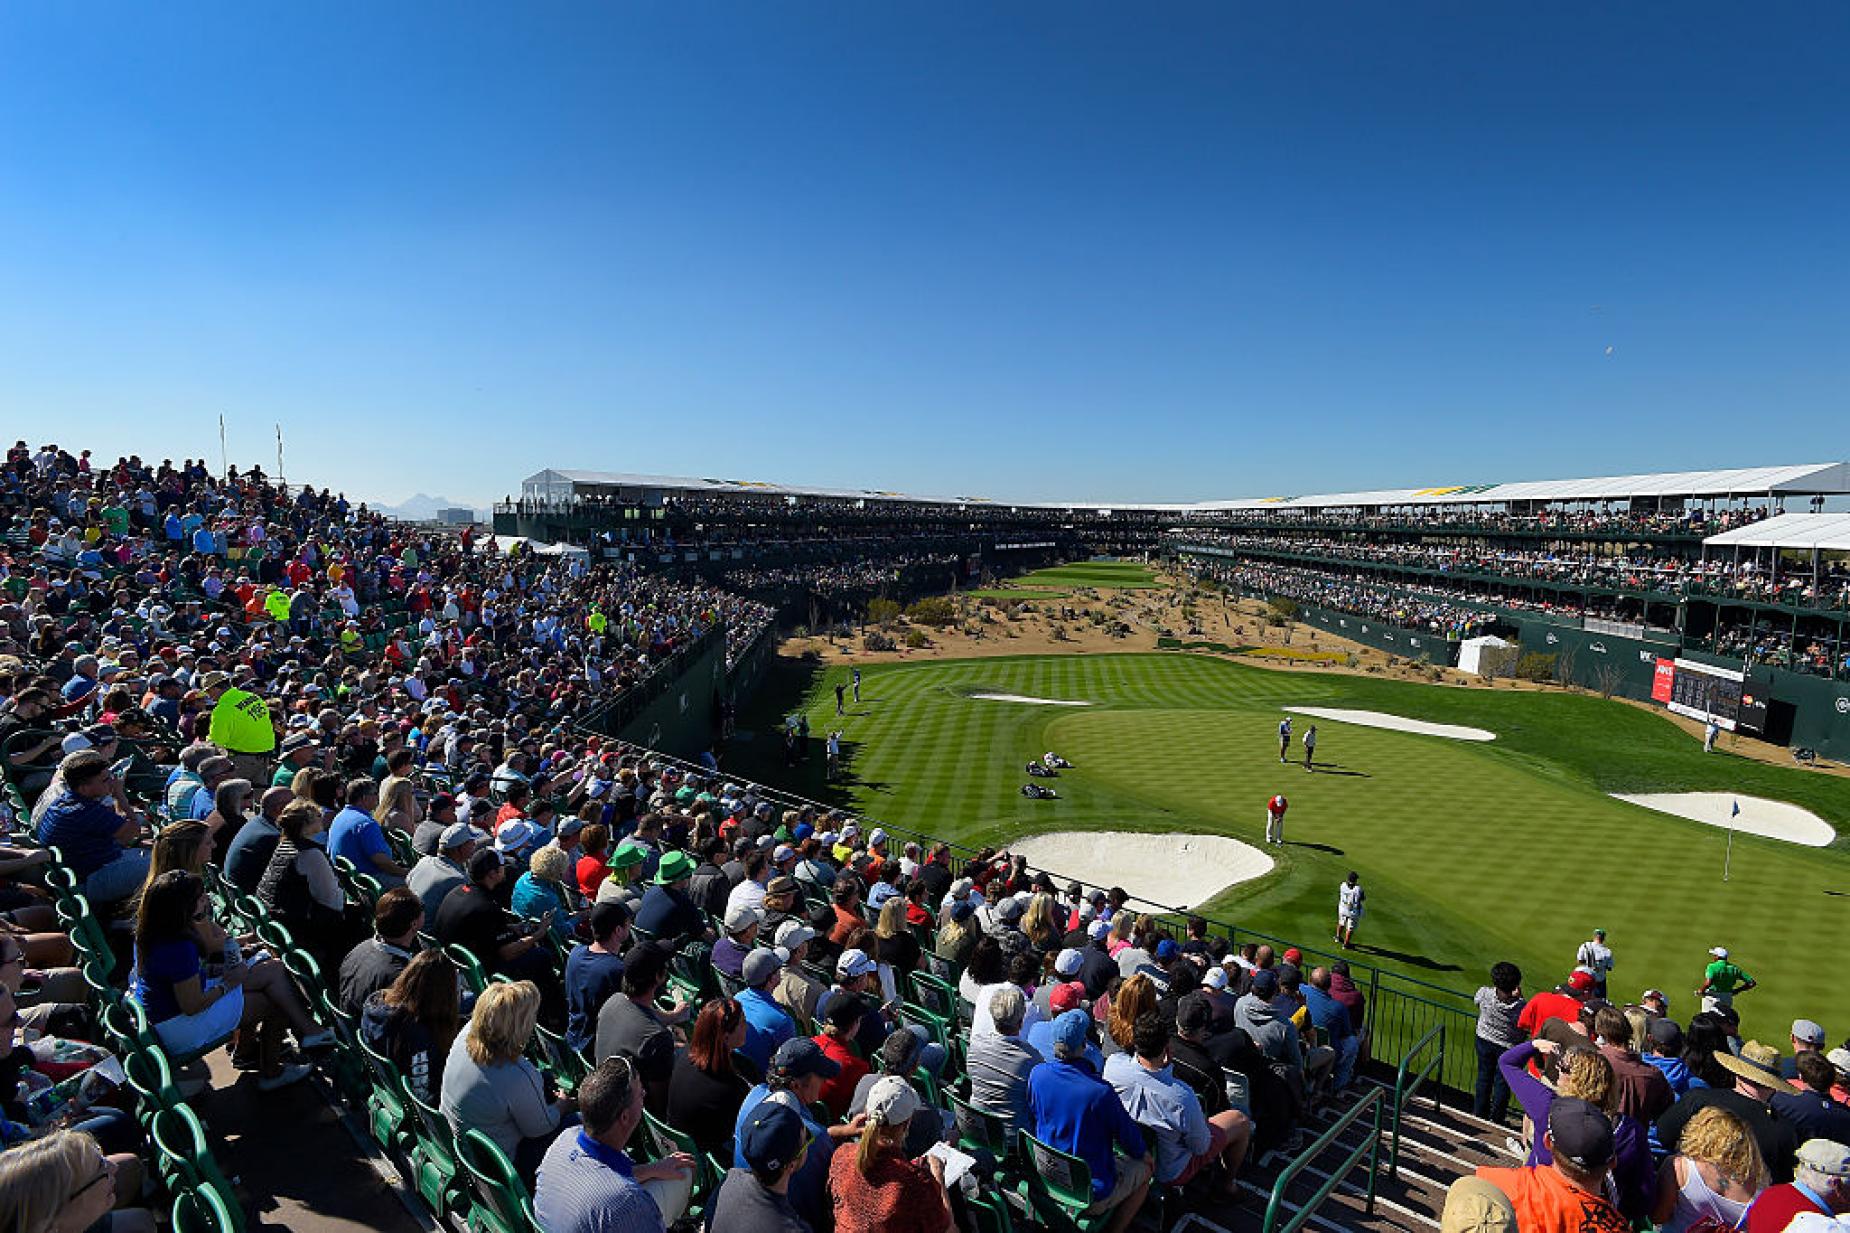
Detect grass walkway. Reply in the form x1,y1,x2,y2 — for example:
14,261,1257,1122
736,651,1850,1043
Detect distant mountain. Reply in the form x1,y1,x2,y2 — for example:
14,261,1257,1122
370,493,485,522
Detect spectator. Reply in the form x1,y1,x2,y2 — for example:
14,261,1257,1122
845,1026,948,1159
222,785,289,894
770,921,827,1030
1473,962,1526,1123
0,1128,157,1233
632,850,708,947
1303,966,1360,1092
827,1075,954,1233
511,843,580,941
326,777,406,889
708,1098,813,1233
200,776,253,863
1592,1005,1673,1123
432,848,557,1002
534,1055,694,1233
132,869,321,1090
1785,1019,1830,1081
966,984,1043,1136
1773,1053,1850,1146
440,980,574,1182
738,948,798,1076
1658,1040,1802,1184
1649,1105,1767,1232
255,798,353,967
337,885,424,1018
594,941,681,1115
1474,1098,1630,1233
666,997,753,1157
408,822,483,921
1642,1017,1692,1100
564,901,630,1055
1743,1138,1850,1230
1106,1010,1251,1199
812,994,871,1121
33,751,148,907
714,904,765,981
935,899,981,968
361,948,460,1106
1499,1041,1653,1221
1026,1009,1152,1233
733,1037,865,1231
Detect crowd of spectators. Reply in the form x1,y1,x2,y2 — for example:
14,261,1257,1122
1189,560,1499,641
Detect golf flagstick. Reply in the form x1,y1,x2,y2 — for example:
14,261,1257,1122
1723,799,1739,882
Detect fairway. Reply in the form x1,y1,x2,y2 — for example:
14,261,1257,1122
1010,559,1161,589
748,651,1850,1043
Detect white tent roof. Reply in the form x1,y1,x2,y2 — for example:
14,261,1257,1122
1703,512,1850,552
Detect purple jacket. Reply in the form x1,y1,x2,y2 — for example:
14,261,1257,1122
1497,1041,1654,1222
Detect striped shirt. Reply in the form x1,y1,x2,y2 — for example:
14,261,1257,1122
533,1128,663,1233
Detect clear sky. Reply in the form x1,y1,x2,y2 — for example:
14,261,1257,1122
1,4,1845,509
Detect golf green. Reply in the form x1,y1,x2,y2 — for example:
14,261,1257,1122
743,651,1850,1044
1010,560,1161,590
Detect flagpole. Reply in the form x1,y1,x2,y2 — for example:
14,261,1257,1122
1723,829,1734,882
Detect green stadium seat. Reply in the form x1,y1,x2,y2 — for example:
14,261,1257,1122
455,1127,538,1233
1016,1131,1112,1233
171,1184,241,1233
403,1081,469,1221
150,1104,246,1232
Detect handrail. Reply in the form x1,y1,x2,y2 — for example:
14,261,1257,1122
1262,1085,1383,1233
1390,1023,1447,1178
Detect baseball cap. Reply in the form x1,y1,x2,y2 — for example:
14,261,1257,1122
766,875,799,898
775,920,817,952
949,901,976,923
1086,919,1110,939
1250,969,1279,998
864,1075,919,1126
723,903,765,935
1709,946,1729,959
1647,1018,1684,1053
1440,1176,1518,1233
1282,947,1302,966
772,844,795,863
869,828,888,846
950,877,974,898
1155,939,1178,961
996,896,1024,923
742,947,788,986
1792,1019,1827,1046
430,792,457,814
739,1100,809,1174
1567,970,1595,993
556,817,586,837
1053,948,1083,978
441,822,488,851
1203,967,1230,991
1050,1008,1091,1054
770,1036,840,1081
836,949,877,979
1547,1098,1616,1170
1828,1047,1850,1076
1049,981,1088,1014
1795,1139,1850,1178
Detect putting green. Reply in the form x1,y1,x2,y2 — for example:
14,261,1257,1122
743,651,1850,1043
1009,560,1160,590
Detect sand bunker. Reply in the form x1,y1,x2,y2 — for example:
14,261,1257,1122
1001,832,1274,910
1609,792,1836,847
1284,706,1495,742
968,693,1092,707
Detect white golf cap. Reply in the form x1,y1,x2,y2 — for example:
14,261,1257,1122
1709,946,1729,959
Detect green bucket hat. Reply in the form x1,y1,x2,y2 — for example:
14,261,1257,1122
607,841,648,871
653,849,696,885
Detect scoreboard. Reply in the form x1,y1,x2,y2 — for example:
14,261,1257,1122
1653,657,1768,734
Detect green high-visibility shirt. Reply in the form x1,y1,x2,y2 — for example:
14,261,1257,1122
208,688,276,755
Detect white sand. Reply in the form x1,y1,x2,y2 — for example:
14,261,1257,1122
968,693,1092,707
1001,831,1274,910
1284,706,1496,742
1608,792,1837,847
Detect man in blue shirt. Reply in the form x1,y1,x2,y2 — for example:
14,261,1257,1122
34,751,148,906
189,754,235,822
326,777,406,888
1026,1009,1152,1233
736,948,796,1073
733,1037,864,1232
1104,1011,1250,1196
534,1055,694,1233
1304,966,1360,1090
565,902,629,1054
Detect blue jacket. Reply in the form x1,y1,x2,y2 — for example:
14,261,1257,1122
1026,1056,1146,1199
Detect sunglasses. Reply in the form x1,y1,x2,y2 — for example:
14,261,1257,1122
69,1154,114,1201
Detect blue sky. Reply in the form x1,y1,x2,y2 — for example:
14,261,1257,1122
1,4,1845,508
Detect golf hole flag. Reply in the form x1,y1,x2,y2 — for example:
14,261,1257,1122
1732,800,1740,818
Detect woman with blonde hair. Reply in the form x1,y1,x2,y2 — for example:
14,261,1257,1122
1105,912,1135,958
827,1075,954,1233
377,774,421,835
1499,1040,1655,1222
0,1129,156,1233
1020,891,1061,953
872,896,919,995
1650,1105,1766,1231
1105,972,1157,1056
439,979,575,1182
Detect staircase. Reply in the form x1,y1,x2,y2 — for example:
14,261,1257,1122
1155,1077,1526,1233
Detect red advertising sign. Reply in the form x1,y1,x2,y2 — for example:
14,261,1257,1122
1651,658,1676,703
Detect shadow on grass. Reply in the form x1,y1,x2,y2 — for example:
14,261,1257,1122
1350,942,1464,973
1304,761,1371,777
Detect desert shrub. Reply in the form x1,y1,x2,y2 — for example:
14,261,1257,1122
1267,596,1299,621
904,628,930,649
863,629,896,652
1516,652,1558,682
867,597,901,627
906,596,956,627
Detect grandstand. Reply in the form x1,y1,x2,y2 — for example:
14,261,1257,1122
4,442,1849,1233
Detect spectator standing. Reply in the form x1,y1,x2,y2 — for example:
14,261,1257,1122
1575,929,1614,999
1473,962,1525,1123
1772,1054,1850,1146
1657,1040,1802,1185
1650,1105,1767,1232
1742,1138,1850,1231
1474,1098,1630,1233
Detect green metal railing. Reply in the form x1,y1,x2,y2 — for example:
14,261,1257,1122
1262,1086,1383,1233
1390,1023,1447,1178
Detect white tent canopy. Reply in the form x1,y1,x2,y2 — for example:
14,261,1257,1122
1702,513,1850,553
1457,635,1519,677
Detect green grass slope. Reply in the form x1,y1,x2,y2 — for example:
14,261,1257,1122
738,651,1850,1043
